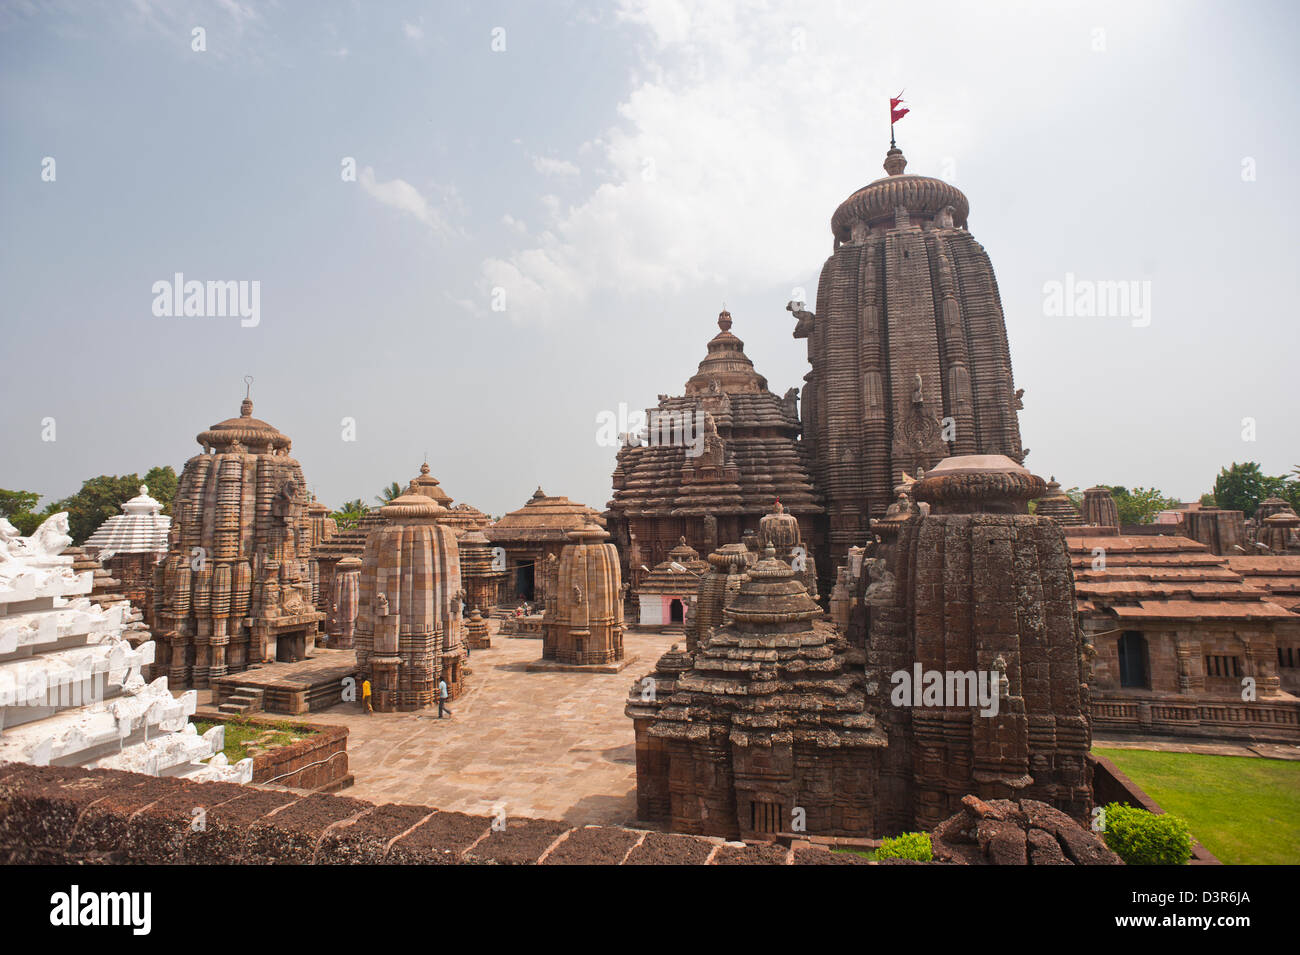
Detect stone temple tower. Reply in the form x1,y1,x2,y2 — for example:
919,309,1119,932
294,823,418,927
863,455,1092,832
539,524,625,669
796,147,1025,575
354,490,465,710
154,394,322,688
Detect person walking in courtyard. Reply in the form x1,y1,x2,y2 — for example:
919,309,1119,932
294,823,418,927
438,677,452,718
362,678,372,714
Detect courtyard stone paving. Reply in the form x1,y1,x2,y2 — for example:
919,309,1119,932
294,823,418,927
292,622,681,827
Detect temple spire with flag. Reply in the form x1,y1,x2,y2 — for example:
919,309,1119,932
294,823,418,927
890,91,909,148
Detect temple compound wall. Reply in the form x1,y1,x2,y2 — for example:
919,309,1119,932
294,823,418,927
0,762,1119,865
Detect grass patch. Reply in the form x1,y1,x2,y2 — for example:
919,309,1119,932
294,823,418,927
1095,747,1300,865
193,716,315,763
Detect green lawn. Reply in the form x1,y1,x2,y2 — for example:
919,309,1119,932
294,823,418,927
1094,747,1300,865
193,718,313,763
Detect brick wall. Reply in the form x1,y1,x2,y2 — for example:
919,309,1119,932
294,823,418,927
0,762,1131,865
0,763,872,865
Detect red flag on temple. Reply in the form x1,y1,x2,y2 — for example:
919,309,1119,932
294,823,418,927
890,93,909,124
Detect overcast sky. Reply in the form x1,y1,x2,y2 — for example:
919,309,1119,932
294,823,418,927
2,0,1296,519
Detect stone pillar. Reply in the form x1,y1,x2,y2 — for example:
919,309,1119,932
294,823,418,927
326,556,361,649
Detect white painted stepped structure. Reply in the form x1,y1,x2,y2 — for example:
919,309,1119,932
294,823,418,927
0,512,251,783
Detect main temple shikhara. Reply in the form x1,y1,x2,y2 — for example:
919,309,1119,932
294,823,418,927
799,146,1025,581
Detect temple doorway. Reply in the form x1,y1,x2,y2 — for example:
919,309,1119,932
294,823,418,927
669,598,684,623
275,630,307,663
1118,631,1149,688
514,561,535,602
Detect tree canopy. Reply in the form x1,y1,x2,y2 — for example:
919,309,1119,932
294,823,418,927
331,499,368,529
1209,462,1300,517
1104,486,1181,526
2,467,178,544
0,489,43,536
375,481,403,506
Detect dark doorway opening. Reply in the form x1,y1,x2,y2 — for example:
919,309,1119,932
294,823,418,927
276,631,306,663
669,598,684,623
514,561,535,602
1118,631,1149,688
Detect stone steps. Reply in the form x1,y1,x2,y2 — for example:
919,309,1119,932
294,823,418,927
218,686,265,716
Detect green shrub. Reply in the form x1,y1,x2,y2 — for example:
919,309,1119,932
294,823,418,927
874,831,933,862
1102,802,1193,865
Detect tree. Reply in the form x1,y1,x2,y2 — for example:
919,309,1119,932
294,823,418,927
1105,486,1180,526
1212,462,1280,518
375,481,403,506
331,499,368,529
141,465,178,514
0,489,44,536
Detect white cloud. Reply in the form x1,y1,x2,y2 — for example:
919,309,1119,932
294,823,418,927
532,155,581,177
359,166,455,235
402,20,423,40
477,1,912,322
479,0,1167,325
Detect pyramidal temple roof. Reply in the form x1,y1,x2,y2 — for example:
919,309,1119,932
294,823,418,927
609,309,821,519
85,486,171,556
486,487,606,543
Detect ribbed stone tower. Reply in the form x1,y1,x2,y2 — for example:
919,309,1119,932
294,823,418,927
689,542,750,652
153,395,322,688
865,455,1092,831
797,148,1025,576
458,528,507,615
325,555,361,649
1081,486,1119,528
355,491,465,711
538,524,625,669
